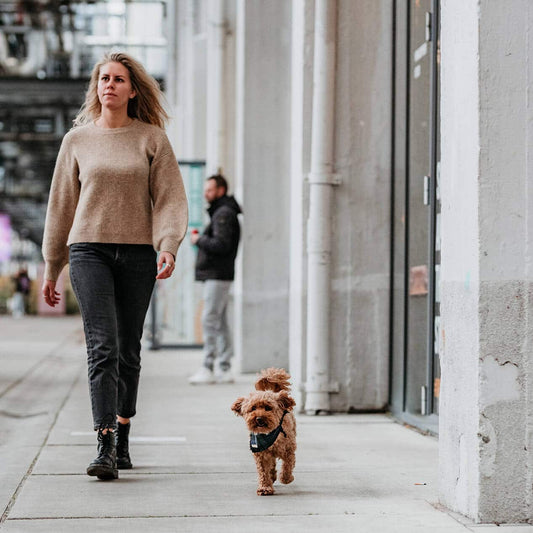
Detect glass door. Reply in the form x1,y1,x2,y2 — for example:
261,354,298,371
428,0,441,416
390,0,440,430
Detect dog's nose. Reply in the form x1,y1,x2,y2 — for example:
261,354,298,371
256,417,267,427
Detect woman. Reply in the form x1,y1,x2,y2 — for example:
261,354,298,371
42,52,188,480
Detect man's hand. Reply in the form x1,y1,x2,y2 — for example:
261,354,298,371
190,228,200,245
156,251,176,280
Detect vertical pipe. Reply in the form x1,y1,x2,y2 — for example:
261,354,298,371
305,0,338,415
289,0,306,409
206,0,226,175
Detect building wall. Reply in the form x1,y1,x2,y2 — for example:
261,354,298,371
172,0,391,408
174,0,392,407
287,0,393,410
327,0,392,411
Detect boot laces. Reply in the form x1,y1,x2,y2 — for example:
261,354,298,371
97,429,114,454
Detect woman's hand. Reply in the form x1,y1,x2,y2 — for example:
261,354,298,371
42,280,61,307
156,251,176,280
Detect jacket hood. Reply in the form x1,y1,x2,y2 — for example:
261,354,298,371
208,195,242,216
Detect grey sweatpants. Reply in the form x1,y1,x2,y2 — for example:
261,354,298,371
202,279,233,371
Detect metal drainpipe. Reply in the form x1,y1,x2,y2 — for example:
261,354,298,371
305,0,338,415
207,0,226,175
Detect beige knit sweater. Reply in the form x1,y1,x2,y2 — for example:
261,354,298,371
42,119,188,281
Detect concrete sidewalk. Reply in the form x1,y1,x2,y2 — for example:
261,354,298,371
0,316,530,532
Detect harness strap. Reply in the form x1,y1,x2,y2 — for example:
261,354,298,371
249,410,290,453
279,410,288,437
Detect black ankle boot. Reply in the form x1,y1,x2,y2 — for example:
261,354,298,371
87,429,118,480
116,422,132,470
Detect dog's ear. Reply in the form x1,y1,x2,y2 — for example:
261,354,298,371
277,390,296,412
231,397,245,416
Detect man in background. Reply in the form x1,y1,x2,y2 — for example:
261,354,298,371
189,174,241,384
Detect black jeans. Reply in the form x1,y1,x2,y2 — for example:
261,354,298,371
69,243,156,430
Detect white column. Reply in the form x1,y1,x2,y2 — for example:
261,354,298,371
175,0,196,159
165,0,179,150
233,0,245,372
206,0,226,175
234,0,292,373
439,0,533,523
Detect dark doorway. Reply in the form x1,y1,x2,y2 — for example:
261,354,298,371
390,0,441,433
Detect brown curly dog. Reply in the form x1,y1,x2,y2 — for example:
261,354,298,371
231,368,297,495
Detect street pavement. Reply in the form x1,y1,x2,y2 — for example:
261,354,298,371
0,315,531,532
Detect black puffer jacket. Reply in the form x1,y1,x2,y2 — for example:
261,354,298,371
195,195,242,281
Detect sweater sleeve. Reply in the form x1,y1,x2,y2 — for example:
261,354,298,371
149,134,188,257
42,134,80,281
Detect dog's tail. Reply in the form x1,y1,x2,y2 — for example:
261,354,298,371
255,368,291,393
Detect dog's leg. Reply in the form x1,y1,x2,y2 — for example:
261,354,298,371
280,446,295,484
255,453,276,495
270,461,277,483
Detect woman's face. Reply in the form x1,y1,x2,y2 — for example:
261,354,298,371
97,61,136,112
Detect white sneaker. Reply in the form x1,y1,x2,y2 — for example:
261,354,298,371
188,366,215,385
215,367,234,384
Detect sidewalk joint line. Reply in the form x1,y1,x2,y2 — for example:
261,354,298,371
6,512,356,520
0,330,81,399
0,361,84,525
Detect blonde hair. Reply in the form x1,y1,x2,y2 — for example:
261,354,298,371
74,52,169,128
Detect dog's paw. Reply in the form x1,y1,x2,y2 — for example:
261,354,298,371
280,473,294,484
257,486,275,496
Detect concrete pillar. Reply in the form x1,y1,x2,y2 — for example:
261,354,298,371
439,0,533,523
233,0,292,372
206,0,226,175
173,0,202,159
165,0,179,150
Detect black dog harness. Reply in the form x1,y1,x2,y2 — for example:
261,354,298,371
249,411,289,453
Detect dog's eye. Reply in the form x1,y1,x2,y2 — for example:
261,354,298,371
265,405,272,411
251,406,256,411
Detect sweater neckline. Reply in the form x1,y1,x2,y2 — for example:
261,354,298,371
90,119,139,134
